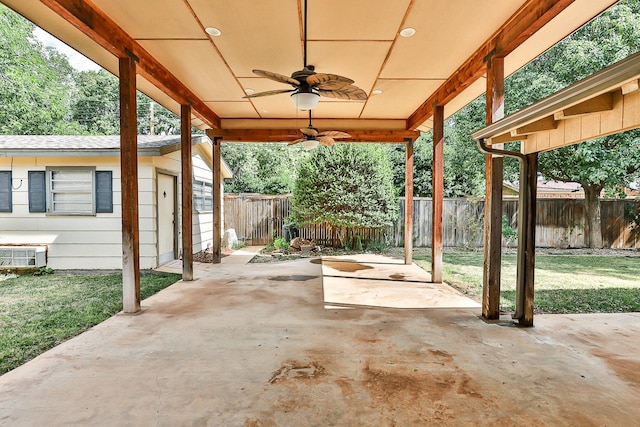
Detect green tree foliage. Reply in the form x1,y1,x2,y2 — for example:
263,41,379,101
221,143,307,194
136,96,182,136
0,5,81,134
72,69,119,134
388,117,494,198
1,4,182,137
291,144,398,244
504,0,640,247
72,69,182,135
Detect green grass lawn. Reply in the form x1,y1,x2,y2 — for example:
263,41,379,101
413,250,640,314
0,271,180,375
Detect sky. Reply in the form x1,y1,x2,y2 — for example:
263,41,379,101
33,27,101,72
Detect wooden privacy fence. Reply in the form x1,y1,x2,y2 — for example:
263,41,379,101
224,194,640,249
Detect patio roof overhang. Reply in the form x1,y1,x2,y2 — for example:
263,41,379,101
0,0,625,325
472,51,640,153
0,0,618,139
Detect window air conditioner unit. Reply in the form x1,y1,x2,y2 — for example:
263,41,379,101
0,246,47,268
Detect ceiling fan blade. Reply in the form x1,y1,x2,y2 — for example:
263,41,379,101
287,138,305,146
300,127,318,137
318,130,351,139
319,85,368,101
306,73,354,89
243,88,296,98
252,69,300,86
318,136,335,147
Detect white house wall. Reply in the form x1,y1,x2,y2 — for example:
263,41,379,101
0,148,220,270
0,155,125,269
158,149,219,256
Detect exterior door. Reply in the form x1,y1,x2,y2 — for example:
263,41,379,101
157,173,177,265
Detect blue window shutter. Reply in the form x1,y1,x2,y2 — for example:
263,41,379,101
95,171,113,213
28,171,46,213
0,171,11,212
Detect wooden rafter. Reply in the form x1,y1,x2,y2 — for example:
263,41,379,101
512,115,558,135
40,0,221,129
553,92,614,119
207,129,420,143
407,0,575,130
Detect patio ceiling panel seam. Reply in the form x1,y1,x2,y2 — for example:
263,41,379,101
359,0,416,120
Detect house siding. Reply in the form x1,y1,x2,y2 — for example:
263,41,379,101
0,142,221,270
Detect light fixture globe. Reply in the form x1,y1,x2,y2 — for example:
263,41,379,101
302,139,320,150
290,91,320,110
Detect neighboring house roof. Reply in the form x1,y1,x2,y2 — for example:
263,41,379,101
0,134,232,178
505,179,639,198
504,180,585,199
0,134,199,156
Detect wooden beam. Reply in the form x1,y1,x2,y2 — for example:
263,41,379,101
407,0,575,130
482,57,505,321
431,106,444,282
622,80,640,95
207,129,420,143
212,138,222,263
553,92,615,119
41,0,221,129
514,153,538,326
512,115,558,135
404,139,414,265
181,104,193,281
119,56,140,314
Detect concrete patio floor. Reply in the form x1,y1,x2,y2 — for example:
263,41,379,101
1,249,640,426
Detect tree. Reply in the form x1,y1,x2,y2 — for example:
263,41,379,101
0,5,81,134
504,0,640,247
388,109,500,199
291,144,398,247
72,69,119,134
221,143,309,194
136,96,181,135
72,69,183,136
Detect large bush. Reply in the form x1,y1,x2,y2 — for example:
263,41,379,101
291,144,398,246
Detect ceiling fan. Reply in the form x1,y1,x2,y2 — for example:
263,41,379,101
288,111,351,149
243,0,367,109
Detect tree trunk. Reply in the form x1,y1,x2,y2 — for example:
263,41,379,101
583,184,604,248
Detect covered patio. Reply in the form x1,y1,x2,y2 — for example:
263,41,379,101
0,0,623,326
1,255,639,425
2,1,640,423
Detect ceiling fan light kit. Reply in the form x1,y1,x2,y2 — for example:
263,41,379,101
302,139,320,150
290,91,320,110
243,0,367,110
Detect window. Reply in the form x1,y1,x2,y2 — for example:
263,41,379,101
0,171,11,212
49,168,94,214
28,168,113,215
193,179,213,212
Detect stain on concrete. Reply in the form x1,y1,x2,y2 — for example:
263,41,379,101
244,418,262,427
334,378,355,398
389,273,406,280
593,349,640,385
269,361,326,384
322,260,374,273
429,349,454,363
268,275,317,282
363,362,455,403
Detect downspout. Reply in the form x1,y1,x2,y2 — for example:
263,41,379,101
477,139,528,321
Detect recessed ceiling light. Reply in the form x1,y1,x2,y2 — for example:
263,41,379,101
400,27,416,37
372,89,383,95
205,27,222,37
244,88,255,95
